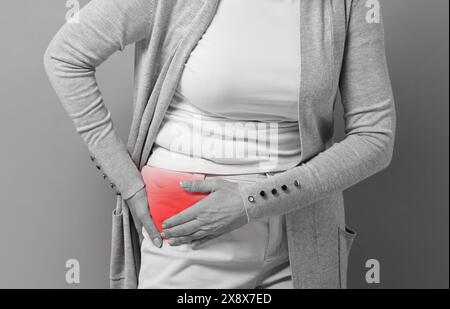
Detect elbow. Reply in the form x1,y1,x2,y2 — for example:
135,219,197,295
380,144,394,171
361,133,395,178
375,126,396,173
43,47,51,76
371,102,397,173
43,33,69,79
358,125,396,175
381,109,397,170
43,42,57,80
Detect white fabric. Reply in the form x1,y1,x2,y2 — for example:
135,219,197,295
138,173,291,289
147,0,302,174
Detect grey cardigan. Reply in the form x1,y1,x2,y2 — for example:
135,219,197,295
44,0,396,289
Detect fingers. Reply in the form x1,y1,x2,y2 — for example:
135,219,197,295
126,190,163,248
142,214,163,248
133,202,162,248
161,220,201,238
167,231,209,246
180,179,219,193
162,207,198,229
164,179,221,229
162,196,210,229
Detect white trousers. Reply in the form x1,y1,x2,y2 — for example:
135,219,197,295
138,172,292,289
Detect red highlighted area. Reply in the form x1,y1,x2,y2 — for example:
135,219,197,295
141,166,209,233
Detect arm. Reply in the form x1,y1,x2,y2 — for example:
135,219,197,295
43,0,154,200
238,0,396,220
154,0,396,245
44,0,162,246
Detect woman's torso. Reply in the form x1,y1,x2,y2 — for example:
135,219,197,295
147,0,302,174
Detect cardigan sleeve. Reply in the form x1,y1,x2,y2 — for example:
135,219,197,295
238,0,396,220
43,0,154,200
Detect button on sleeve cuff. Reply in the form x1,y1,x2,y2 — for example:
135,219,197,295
236,166,320,221
87,133,145,200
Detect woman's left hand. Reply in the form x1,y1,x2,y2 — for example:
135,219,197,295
161,179,249,246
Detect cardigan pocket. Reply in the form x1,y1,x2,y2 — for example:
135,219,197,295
338,225,356,289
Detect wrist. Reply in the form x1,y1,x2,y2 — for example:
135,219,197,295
237,168,306,221
237,183,255,222
240,197,250,224
125,186,147,208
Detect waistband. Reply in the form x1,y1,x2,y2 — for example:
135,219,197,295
203,171,283,183
145,164,285,184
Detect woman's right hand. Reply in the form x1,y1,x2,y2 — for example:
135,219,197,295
127,188,163,248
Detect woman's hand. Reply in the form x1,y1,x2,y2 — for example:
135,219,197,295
127,188,163,248
161,179,249,246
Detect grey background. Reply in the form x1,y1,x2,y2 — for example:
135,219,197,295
0,0,448,289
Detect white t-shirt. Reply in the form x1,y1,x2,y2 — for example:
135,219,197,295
147,0,302,174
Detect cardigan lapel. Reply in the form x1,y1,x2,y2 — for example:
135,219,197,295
287,0,349,288
137,0,221,169
298,0,335,162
